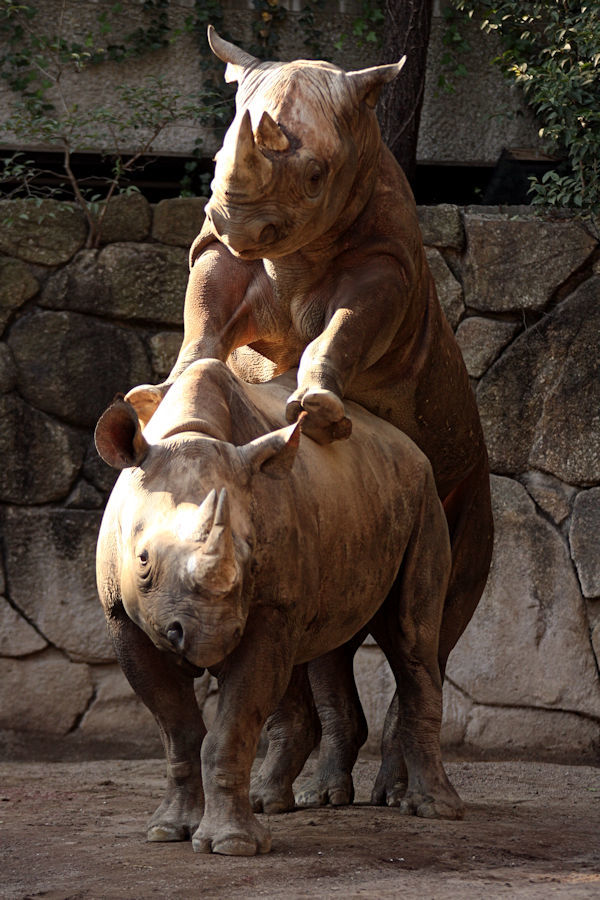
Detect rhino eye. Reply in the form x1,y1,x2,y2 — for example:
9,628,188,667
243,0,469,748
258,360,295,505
304,160,324,198
137,549,153,584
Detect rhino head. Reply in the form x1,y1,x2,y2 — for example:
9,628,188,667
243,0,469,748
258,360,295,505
204,26,405,259
95,395,300,668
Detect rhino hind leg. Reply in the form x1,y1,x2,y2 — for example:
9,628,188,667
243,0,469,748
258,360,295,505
438,453,494,675
294,631,368,809
147,780,204,842
370,691,408,806
367,482,464,820
368,604,464,820
370,454,492,813
250,664,321,814
106,605,206,841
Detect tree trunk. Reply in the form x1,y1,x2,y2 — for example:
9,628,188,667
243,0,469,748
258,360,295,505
377,0,434,186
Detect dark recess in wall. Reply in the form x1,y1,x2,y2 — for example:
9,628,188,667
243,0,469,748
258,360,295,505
1,148,561,207
0,150,214,204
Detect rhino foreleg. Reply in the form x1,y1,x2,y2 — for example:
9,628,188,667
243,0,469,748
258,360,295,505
169,243,264,382
192,610,295,855
286,384,352,444
106,604,206,841
250,663,321,814
286,267,403,442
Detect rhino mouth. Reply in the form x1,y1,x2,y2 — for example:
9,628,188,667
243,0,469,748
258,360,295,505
160,616,245,668
173,656,206,677
206,212,286,259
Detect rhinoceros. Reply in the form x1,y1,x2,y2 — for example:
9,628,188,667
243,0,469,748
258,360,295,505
127,27,493,810
96,359,462,855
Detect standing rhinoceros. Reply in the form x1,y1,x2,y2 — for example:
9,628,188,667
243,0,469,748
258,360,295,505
96,359,461,855
127,27,493,810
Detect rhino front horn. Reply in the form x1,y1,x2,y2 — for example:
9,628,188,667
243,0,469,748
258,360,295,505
228,109,273,189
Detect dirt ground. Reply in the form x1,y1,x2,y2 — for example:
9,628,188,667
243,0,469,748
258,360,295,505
1,747,599,899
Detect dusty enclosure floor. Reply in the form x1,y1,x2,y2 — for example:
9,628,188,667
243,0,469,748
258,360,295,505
1,756,599,898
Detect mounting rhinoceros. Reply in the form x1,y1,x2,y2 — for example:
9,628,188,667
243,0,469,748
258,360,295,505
96,359,461,855
127,27,493,810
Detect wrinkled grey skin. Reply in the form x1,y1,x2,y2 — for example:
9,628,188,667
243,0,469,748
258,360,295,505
96,360,462,855
127,28,493,814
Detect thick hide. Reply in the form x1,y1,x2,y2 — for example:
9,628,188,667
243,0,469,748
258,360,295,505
125,28,493,820
96,361,462,855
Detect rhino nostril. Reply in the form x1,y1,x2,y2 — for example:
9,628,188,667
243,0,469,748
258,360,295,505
166,621,185,650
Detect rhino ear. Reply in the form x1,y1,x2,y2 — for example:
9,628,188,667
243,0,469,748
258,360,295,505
95,396,150,469
347,57,407,108
207,25,259,83
239,421,301,479
124,383,166,429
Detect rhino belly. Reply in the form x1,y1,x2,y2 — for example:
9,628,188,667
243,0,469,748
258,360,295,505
288,437,419,664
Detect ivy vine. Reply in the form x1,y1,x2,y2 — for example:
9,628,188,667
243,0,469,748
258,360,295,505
0,0,230,244
249,0,287,60
298,0,326,59
334,0,384,53
443,1,600,229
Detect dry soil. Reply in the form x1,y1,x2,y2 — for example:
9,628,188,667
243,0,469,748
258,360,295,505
1,753,599,899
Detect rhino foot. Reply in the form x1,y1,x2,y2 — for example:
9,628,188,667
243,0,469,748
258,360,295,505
392,787,464,821
371,761,463,819
250,777,295,814
147,822,194,842
295,772,354,808
286,388,352,445
370,777,408,807
146,787,204,842
192,815,271,856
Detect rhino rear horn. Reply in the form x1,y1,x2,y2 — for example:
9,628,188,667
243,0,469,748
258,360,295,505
207,25,259,83
348,57,407,108
199,488,239,593
95,398,149,469
240,421,301,479
176,489,218,543
255,111,290,153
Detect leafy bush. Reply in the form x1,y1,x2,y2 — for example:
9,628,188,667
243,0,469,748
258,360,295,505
453,1,600,232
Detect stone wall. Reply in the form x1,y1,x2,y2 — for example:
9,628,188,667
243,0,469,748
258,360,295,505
0,0,540,165
0,197,598,762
